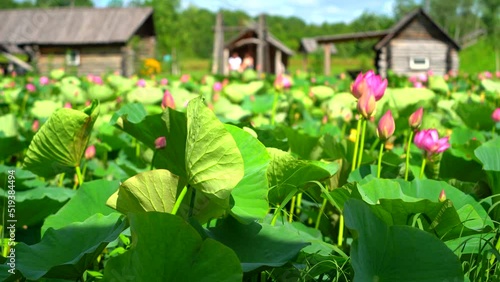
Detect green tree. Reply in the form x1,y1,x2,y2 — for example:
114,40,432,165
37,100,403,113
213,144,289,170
35,0,94,7
393,0,421,19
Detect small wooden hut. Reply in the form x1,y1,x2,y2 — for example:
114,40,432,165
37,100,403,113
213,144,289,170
374,8,460,77
224,25,294,75
298,38,337,73
0,7,155,76
299,8,460,77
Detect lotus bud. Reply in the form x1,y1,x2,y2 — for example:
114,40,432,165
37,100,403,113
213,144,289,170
137,79,146,87
438,189,446,202
213,92,220,103
357,93,376,119
213,82,223,92
180,74,190,83
32,119,40,132
64,102,72,109
161,90,175,110
492,108,500,122
351,70,387,100
160,78,168,86
377,110,395,141
155,136,166,149
39,76,49,85
322,115,328,124
409,107,424,129
84,145,95,160
26,83,36,93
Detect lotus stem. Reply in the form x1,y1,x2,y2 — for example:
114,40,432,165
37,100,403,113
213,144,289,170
188,187,196,217
296,192,302,214
377,142,384,178
58,173,65,187
288,196,296,223
419,157,427,179
489,236,500,265
150,150,157,170
171,186,188,215
337,213,344,247
405,130,415,181
270,91,279,126
315,198,328,230
75,165,83,188
357,119,367,168
351,118,362,171
270,204,281,226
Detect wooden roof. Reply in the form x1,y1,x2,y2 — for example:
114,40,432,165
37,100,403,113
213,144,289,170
298,38,337,54
225,28,294,56
0,7,154,45
374,8,461,50
314,30,390,44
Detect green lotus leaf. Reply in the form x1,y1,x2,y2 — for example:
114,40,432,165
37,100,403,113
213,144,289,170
310,85,334,101
103,212,242,282
186,97,244,199
24,100,100,178
127,86,163,105
30,100,62,119
87,84,115,102
107,169,185,214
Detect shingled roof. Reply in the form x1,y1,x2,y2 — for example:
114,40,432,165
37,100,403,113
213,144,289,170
225,27,294,56
0,7,154,45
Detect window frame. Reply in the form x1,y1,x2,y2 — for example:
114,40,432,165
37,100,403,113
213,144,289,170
409,57,430,70
66,49,80,66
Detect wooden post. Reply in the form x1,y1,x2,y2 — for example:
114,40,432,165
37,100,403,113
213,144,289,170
212,11,224,74
257,14,266,75
275,50,282,75
223,48,229,75
323,43,331,76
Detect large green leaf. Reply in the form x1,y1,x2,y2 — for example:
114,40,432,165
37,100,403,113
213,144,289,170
185,97,244,199
0,186,75,227
24,100,100,178
455,101,495,131
208,216,309,272
42,179,120,235
310,85,334,101
103,212,242,282
126,86,163,105
0,114,23,159
87,84,115,101
58,83,87,104
267,148,338,204
282,126,320,159
224,81,264,103
225,125,270,224
107,169,184,214
30,100,62,120
475,138,500,221
16,213,125,281
344,199,463,282
112,108,188,178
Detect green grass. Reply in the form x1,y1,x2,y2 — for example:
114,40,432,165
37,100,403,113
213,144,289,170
459,38,498,74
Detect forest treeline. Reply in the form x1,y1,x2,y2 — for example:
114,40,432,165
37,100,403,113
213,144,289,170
2,0,499,60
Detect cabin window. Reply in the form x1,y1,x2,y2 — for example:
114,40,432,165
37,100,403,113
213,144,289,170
66,49,80,66
409,57,429,70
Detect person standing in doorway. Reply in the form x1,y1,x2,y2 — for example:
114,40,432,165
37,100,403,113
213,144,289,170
228,52,242,72
240,52,254,71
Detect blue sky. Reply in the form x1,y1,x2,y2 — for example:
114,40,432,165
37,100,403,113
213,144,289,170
92,0,396,24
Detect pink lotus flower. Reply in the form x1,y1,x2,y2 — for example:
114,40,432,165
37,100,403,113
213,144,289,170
274,74,292,89
161,90,175,110
180,74,190,83
137,79,146,87
213,82,223,92
84,145,95,160
418,73,428,83
413,81,423,88
377,110,395,140
32,120,40,132
39,76,49,85
409,107,424,129
492,108,500,122
92,76,103,85
64,102,72,109
427,70,434,76
160,78,168,86
414,129,450,156
351,70,387,101
26,83,36,93
484,71,492,79
408,76,418,83
155,136,166,149
357,93,376,119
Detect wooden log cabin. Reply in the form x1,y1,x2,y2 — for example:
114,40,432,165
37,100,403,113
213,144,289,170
374,8,460,77
0,7,155,76
300,8,460,77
